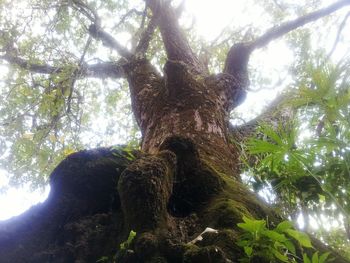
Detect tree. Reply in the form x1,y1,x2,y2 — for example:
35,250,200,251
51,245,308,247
0,0,350,262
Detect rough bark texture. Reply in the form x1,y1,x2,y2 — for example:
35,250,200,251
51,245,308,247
1,0,350,262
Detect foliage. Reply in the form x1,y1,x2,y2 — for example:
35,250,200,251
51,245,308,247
0,0,142,188
237,216,331,263
119,230,136,250
242,55,350,257
95,230,136,263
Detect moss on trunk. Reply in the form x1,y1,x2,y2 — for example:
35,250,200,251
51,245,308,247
1,142,348,263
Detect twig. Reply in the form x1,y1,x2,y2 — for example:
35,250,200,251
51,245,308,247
326,11,350,60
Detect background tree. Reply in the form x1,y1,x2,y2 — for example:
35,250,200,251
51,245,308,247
0,0,350,262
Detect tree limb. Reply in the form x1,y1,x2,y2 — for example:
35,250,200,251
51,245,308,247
145,0,204,72
70,0,100,25
0,54,60,74
70,0,132,59
327,11,350,59
135,14,158,55
114,8,145,29
223,0,350,108
0,53,125,79
250,0,350,50
88,24,132,59
229,93,292,142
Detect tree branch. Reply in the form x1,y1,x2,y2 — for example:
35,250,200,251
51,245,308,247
135,14,158,55
145,0,204,71
0,53,125,79
0,54,61,74
229,93,292,142
70,0,132,59
88,24,132,59
327,11,350,59
81,61,125,79
70,0,100,25
223,0,350,108
251,0,350,50
114,8,145,29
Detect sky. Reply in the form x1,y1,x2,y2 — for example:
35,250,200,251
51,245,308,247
0,0,348,221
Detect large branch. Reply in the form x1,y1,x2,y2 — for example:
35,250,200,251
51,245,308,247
224,0,350,76
0,54,60,74
251,0,350,50
145,0,204,71
0,54,125,79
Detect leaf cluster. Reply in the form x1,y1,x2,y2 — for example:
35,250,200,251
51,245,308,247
242,54,350,256
237,216,330,263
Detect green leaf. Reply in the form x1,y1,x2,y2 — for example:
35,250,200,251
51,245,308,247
312,252,319,263
285,229,313,248
319,252,331,263
120,230,136,250
238,216,266,234
303,253,311,263
271,248,289,262
276,221,294,233
244,246,253,257
263,230,287,242
283,240,296,255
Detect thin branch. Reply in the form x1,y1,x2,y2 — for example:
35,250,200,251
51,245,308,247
250,0,350,50
88,24,132,59
327,11,350,60
135,14,158,55
114,8,145,30
71,0,100,25
70,0,131,59
0,53,125,79
66,35,93,113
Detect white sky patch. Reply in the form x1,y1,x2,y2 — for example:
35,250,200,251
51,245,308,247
0,169,50,220
185,0,265,41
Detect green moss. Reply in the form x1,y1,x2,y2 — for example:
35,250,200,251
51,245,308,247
118,151,176,232
202,198,252,228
